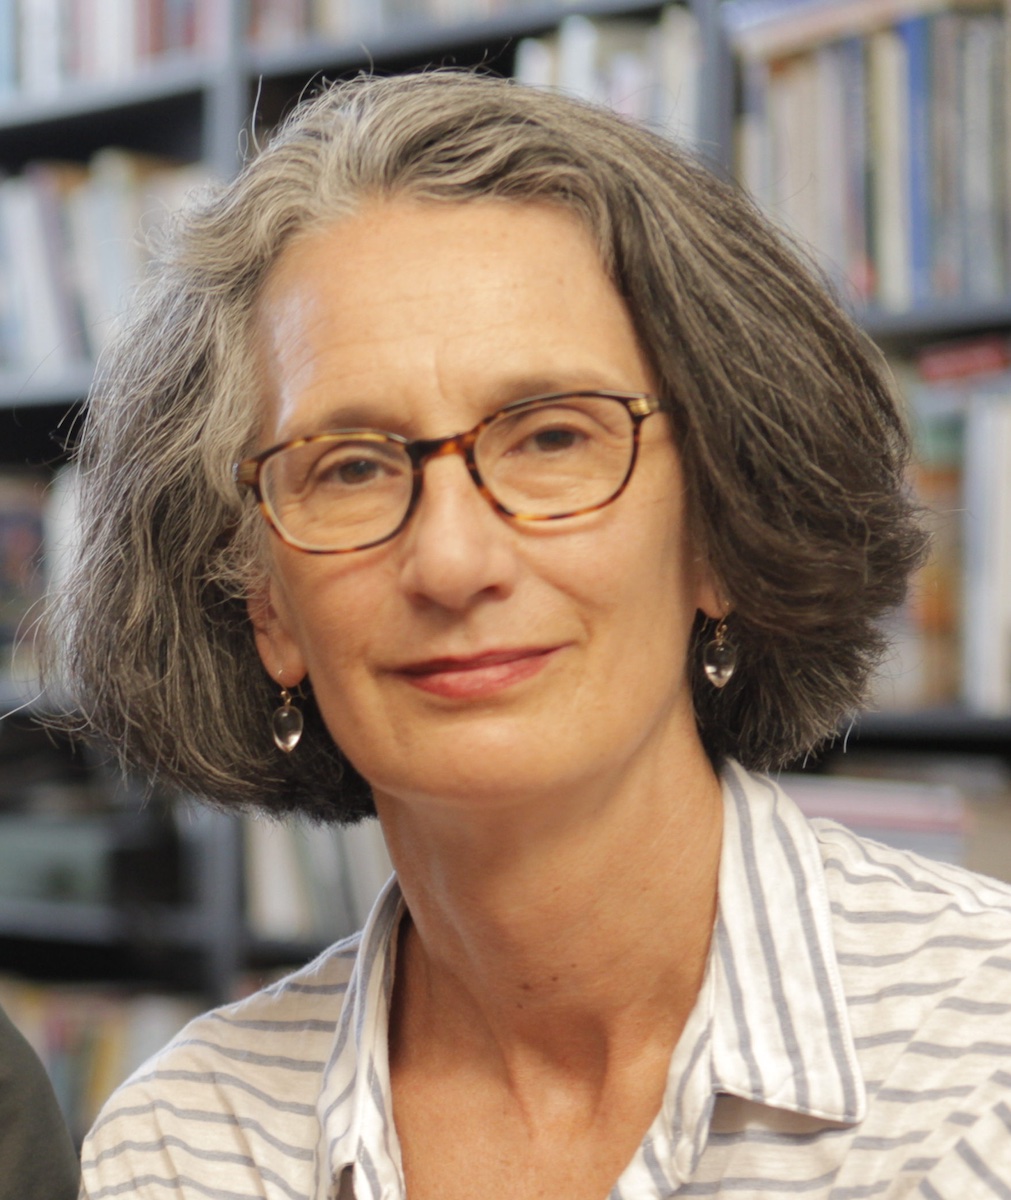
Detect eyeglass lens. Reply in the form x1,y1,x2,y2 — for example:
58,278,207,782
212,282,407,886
259,394,638,552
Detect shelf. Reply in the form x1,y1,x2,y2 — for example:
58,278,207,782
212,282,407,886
243,934,332,965
0,65,209,166
0,897,127,944
858,298,1011,351
844,708,1011,755
0,363,95,410
0,897,230,951
0,56,210,132
246,0,674,79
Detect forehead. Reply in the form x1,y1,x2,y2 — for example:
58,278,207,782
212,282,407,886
253,199,654,441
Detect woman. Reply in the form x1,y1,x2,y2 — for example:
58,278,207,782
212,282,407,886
51,73,1011,1198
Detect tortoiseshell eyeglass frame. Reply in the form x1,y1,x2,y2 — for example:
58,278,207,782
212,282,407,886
233,390,662,554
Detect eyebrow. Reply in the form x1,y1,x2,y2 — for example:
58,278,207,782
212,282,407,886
282,371,641,440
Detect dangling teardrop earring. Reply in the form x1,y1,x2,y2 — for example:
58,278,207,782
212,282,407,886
271,684,304,753
702,616,737,689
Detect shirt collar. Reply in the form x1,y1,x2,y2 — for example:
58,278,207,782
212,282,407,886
315,763,866,1198
712,760,866,1125
315,879,405,1200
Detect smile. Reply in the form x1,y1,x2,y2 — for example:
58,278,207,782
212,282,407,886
396,647,561,700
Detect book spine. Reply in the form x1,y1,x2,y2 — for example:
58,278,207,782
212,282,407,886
899,14,932,305
837,35,874,302
868,26,912,310
959,15,1005,300
929,12,963,298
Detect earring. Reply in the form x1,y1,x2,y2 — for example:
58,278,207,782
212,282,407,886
702,616,737,689
271,685,304,753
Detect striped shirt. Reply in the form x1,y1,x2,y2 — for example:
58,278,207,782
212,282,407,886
80,761,1011,1199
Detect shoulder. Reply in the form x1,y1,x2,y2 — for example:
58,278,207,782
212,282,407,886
80,934,361,1199
810,814,1011,948
811,821,1011,1161
809,816,1011,1004
765,811,1011,1191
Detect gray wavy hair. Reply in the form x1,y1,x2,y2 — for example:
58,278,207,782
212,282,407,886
42,70,927,822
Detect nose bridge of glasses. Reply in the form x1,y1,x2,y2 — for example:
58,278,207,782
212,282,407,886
407,426,481,472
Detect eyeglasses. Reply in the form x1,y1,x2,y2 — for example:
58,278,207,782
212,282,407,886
234,390,661,554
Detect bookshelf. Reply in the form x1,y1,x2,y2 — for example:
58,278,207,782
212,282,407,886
0,0,727,1138
722,0,1011,765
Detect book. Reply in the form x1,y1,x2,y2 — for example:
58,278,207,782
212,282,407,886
868,26,912,310
959,13,1006,300
0,975,201,1142
66,150,205,358
961,381,1011,713
877,338,1011,716
899,15,932,304
17,0,63,96
649,4,701,146
244,815,318,942
812,751,1011,881
512,8,701,147
0,177,77,375
726,0,951,62
836,35,873,301
729,0,1011,314
23,162,91,365
905,384,966,708
555,15,655,113
930,11,963,297
768,52,821,253
337,818,394,929
243,816,392,943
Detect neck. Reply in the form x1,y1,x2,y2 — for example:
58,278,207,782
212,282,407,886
377,745,724,1094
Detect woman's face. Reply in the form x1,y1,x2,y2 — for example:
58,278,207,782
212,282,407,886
251,199,719,814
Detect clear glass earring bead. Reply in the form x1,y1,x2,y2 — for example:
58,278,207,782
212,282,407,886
272,694,303,752
703,636,737,689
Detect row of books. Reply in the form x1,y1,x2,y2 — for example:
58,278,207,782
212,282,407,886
512,7,701,146
0,974,200,1143
872,335,1011,716
726,0,1011,312
785,750,1011,880
0,151,204,379
244,813,393,944
248,0,549,46
0,0,228,97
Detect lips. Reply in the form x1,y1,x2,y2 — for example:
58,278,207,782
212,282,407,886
395,646,561,699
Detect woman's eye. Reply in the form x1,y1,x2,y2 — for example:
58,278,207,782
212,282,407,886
530,427,583,452
336,458,380,484
313,454,385,487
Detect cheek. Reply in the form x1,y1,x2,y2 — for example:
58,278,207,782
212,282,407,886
561,500,698,647
271,554,389,680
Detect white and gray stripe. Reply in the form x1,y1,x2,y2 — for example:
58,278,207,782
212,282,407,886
80,763,1011,1198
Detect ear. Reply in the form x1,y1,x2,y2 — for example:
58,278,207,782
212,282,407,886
247,577,308,689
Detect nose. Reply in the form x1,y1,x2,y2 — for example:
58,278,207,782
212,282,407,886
397,450,520,611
